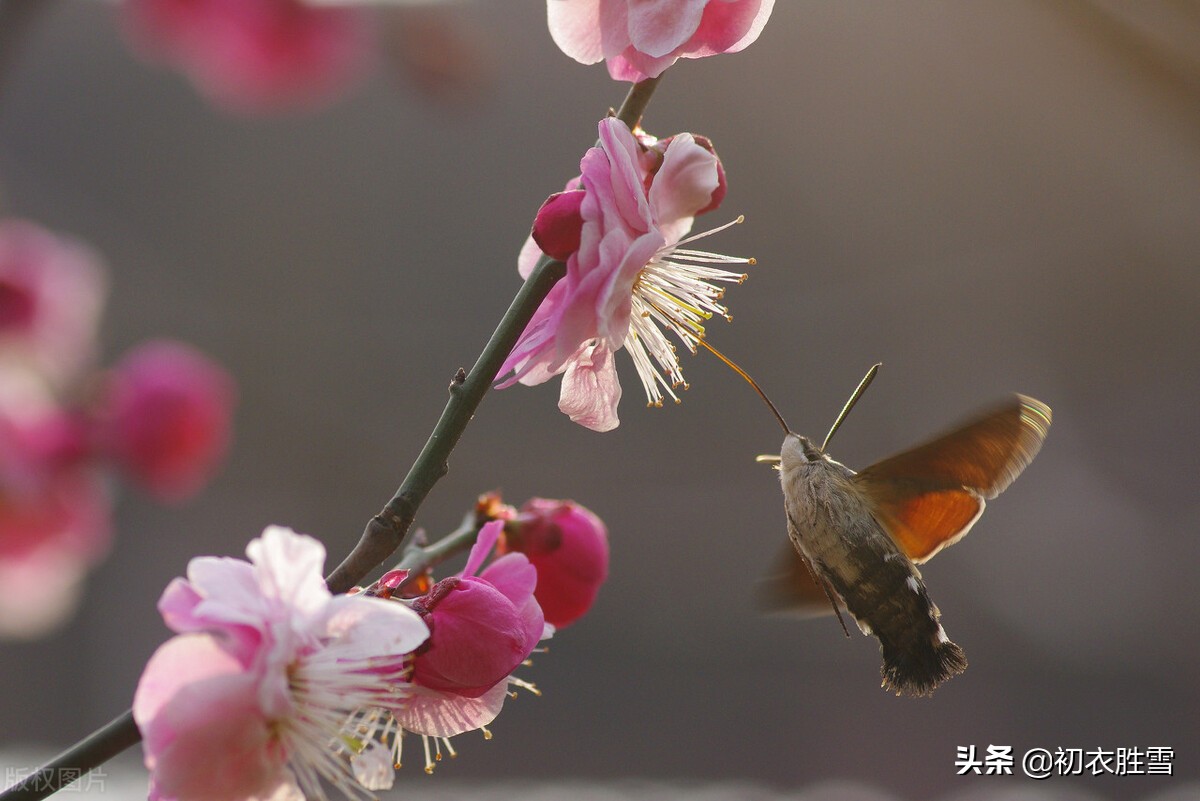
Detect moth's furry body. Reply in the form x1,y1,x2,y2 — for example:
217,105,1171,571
779,433,967,697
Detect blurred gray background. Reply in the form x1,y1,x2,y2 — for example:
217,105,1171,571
1,1,1197,799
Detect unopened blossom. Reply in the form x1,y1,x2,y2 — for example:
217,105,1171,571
405,521,544,698
121,0,374,113
499,498,608,628
97,340,236,502
0,219,105,388
134,526,428,801
368,521,547,772
499,117,752,431
0,375,110,638
548,0,775,82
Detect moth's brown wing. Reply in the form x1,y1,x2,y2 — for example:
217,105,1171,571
854,395,1051,563
756,543,839,618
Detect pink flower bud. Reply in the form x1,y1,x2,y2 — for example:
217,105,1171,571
501,499,608,628
408,521,544,699
99,340,236,502
409,576,529,698
532,189,586,261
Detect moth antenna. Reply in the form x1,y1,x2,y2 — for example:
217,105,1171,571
695,338,791,434
821,363,882,452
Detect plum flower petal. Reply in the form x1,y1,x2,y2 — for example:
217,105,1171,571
499,117,752,430
558,339,621,432
134,526,429,801
547,0,775,82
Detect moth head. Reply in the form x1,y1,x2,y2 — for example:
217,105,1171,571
781,433,825,465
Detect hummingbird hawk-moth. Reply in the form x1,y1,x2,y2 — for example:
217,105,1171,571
697,345,1052,697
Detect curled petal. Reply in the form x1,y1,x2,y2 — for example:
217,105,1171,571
648,133,720,243
558,340,621,432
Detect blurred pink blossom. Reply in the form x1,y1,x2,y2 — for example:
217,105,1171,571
547,0,775,81
501,498,608,628
121,0,374,113
135,526,429,801
97,340,236,503
0,377,110,638
499,117,750,431
0,219,105,388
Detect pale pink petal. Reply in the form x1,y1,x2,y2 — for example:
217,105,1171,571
595,118,652,233
626,0,708,57
648,132,720,243
246,526,331,617
688,0,775,54
496,282,568,387
557,340,621,432
393,681,508,738
350,740,394,792
516,234,544,281
594,231,662,346
547,0,627,64
134,633,286,801
316,593,428,661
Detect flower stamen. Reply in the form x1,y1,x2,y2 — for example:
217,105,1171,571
625,216,752,408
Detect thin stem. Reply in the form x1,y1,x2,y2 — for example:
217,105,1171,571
394,513,480,588
0,75,666,801
323,255,563,594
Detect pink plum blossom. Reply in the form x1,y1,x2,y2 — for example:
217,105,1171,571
500,498,608,628
498,117,752,431
0,219,105,388
121,0,374,113
383,521,547,770
404,521,544,698
134,525,429,801
0,375,110,638
97,340,236,503
547,0,775,81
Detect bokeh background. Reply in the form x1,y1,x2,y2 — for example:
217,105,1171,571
1,2,1198,800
